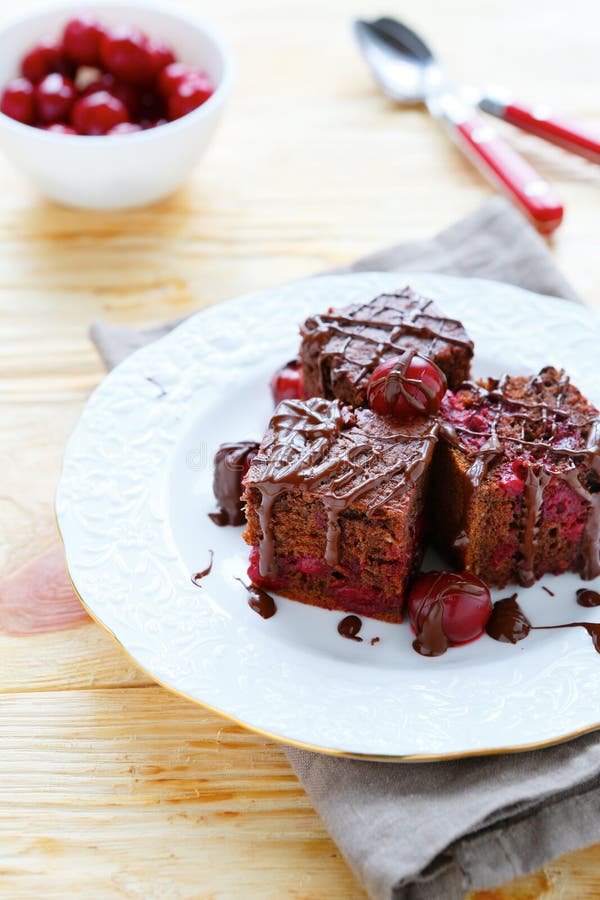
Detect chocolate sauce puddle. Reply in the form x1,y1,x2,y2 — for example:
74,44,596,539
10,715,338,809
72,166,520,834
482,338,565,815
576,589,600,607
235,578,277,619
486,593,600,653
191,550,214,586
337,615,363,642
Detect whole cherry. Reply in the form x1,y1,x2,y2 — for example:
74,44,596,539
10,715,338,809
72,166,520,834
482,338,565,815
36,73,76,123
146,40,176,77
408,571,492,647
1,78,36,125
270,359,304,405
82,74,139,119
71,90,129,135
167,72,214,120
158,62,194,97
63,16,105,66
367,353,447,420
21,38,64,83
99,25,155,86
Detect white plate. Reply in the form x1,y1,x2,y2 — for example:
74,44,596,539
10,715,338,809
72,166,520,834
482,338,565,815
56,272,600,760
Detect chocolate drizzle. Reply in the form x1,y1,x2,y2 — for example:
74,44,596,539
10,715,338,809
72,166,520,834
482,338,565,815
411,572,490,656
576,589,600,607
412,600,449,657
337,615,363,642
441,368,600,584
191,550,214,586
210,441,259,527
235,578,277,619
367,349,447,414
245,398,438,579
486,594,600,653
300,287,473,398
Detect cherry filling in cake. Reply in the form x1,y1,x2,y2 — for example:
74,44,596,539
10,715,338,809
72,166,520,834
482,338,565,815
431,366,600,587
242,397,438,622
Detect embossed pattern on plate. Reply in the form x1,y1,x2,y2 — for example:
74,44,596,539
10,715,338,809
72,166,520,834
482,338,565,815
56,273,600,759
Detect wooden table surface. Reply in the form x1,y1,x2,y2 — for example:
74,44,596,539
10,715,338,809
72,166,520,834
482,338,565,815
2,0,600,896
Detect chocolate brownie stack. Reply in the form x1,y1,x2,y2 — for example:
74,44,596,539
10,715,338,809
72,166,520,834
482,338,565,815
238,286,600,620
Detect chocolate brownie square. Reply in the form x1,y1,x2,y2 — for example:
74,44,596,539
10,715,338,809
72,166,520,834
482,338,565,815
299,286,473,406
431,366,600,587
242,397,438,622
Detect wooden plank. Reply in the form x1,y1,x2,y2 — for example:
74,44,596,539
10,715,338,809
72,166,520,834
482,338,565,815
0,687,365,898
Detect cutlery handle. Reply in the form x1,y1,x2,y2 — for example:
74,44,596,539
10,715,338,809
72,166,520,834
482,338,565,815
448,116,563,234
498,102,600,165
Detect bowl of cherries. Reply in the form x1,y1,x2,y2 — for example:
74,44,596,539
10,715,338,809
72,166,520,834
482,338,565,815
0,3,233,209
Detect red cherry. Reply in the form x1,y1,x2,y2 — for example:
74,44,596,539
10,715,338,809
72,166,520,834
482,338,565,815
167,72,214,120
408,571,492,645
107,121,142,135
146,40,175,76
99,26,155,86
82,74,139,118
44,123,77,134
71,91,129,135
367,354,447,419
63,16,104,66
270,359,304,405
21,38,64,83
157,62,193,96
36,73,76,123
1,78,35,124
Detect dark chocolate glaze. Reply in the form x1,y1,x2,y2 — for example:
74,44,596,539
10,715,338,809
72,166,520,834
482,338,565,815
245,397,438,579
576,589,600,607
300,287,473,398
235,578,277,619
487,593,600,653
191,550,214,586
338,615,363,642
210,441,259,527
412,600,449,657
440,368,600,584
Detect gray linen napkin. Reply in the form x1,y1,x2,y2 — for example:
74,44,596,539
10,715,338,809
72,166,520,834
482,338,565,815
91,197,600,899
90,197,578,369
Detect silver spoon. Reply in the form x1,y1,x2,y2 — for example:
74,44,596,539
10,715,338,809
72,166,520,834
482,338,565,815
372,16,600,166
354,17,564,234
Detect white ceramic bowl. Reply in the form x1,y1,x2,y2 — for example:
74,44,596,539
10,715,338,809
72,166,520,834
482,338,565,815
0,2,233,209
